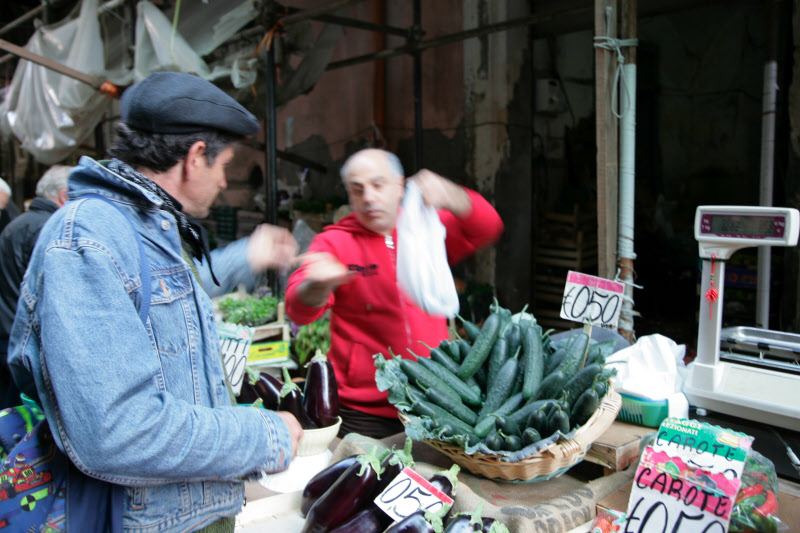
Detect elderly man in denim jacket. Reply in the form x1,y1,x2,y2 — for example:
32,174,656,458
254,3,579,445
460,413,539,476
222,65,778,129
8,72,303,533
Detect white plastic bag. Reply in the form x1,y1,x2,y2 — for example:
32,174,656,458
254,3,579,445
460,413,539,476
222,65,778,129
396,181,460,317
605,333,690,418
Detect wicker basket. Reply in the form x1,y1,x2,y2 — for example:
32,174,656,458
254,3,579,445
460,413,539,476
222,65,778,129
401,388,622,482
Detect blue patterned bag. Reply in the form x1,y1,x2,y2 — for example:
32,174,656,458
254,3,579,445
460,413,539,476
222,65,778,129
0,404,68,531
0,194,149,532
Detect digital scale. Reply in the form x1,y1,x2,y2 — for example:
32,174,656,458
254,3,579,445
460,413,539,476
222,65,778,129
684,205,800,432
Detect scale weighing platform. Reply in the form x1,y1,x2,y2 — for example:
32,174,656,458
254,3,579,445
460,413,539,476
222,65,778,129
684,205,800,432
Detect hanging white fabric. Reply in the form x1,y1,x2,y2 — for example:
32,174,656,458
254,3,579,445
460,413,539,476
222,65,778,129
396,181,460,318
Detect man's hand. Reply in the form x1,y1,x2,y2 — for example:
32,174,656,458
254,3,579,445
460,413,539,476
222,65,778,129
276,411,304,458
408,169,471,217
247,224,299,273
296,252,354,307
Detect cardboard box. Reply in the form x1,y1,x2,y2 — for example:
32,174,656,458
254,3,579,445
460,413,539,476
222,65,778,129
584,420,654,474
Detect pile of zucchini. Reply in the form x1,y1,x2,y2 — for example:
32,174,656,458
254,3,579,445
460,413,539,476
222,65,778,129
374,301,618,460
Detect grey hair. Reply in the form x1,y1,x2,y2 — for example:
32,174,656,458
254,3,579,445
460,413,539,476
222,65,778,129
0,178,10,196
36,165,71,200
339,148,404,182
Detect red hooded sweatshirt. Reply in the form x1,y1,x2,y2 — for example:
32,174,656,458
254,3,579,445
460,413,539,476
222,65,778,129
285,188,503,418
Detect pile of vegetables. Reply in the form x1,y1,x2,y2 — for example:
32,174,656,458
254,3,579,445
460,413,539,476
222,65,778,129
300,438,511,533
375,300,618,462
295,318,332,366
218,294,279,326
725,449,784,532
238,350,339,429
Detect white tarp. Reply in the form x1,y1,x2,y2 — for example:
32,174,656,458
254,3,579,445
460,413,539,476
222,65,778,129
1,0,128,165
0,0,261,164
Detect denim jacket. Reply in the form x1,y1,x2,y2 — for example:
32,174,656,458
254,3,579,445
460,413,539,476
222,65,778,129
8,157,292,533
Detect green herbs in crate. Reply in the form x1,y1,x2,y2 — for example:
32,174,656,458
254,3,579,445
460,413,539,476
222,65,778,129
218,295,279,327
294,319,331,366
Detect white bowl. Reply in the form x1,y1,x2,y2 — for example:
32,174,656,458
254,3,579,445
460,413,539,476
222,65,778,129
297,417,342,457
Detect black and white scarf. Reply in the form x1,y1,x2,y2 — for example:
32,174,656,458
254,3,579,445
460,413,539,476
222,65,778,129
108,159,220,286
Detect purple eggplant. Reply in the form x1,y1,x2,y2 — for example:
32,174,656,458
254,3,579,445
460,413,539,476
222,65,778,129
385,505,452,533
443,516,480,533
303,350,340,427
301,448,386,533
384,510,434,533
301,455,359,517
355,438,417,532
480,518,510,533
255,371,282,410
428,464,460,499
371,437,415,498
328,509,384,533
237,379,260,404
444,504,485,533
280,367,317,429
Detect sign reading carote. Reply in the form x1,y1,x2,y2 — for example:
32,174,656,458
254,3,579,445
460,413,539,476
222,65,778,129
625,418,753,533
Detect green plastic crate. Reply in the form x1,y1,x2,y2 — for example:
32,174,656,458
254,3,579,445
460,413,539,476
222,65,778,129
616,392,669,428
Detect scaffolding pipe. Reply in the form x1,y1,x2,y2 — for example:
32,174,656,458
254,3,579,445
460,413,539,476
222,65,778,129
265,43,279,296
0,5,45,38
326,5,588,71
279,0,366,27
756,0,779,328
617,0,638,342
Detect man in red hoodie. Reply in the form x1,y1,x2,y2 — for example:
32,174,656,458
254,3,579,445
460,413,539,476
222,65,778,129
285,148,503,438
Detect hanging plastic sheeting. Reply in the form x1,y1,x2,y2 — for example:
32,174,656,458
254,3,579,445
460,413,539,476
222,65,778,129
275,21,342,107
0,0,132,165
172,0,259,58
134,1,210,82
0,0,340,164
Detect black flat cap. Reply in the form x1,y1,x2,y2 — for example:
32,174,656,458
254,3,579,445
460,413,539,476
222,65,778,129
120,71,259,136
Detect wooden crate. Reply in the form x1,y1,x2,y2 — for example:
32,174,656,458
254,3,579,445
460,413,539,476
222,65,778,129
533,205,598,331
584,419,654,474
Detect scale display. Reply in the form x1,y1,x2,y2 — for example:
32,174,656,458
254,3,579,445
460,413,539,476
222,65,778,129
703,214,783,238
695,206,798,254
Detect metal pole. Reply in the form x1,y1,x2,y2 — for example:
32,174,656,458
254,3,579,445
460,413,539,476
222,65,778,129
412,0,422,171
617,0,638,343
0,38,101,89
279,0,366,27
265,43,279,296
756,0,779,328
0,5,44,37
326,6,589,71
42,0,51,26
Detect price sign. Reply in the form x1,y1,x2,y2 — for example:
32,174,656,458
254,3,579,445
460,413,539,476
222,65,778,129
374,467,453,522
560,271,624,328
625,419,753,533
217,322,255,396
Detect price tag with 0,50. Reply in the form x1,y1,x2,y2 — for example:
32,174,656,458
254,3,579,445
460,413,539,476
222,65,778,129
374,467,453,522
560,271,625,328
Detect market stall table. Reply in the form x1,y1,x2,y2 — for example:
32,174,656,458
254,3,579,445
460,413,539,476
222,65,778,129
235,432,637,533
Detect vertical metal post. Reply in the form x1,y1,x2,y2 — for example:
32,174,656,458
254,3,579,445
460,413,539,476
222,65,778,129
265,39,279,296
41,0,50,26
412,0,422,172
756,0,779,328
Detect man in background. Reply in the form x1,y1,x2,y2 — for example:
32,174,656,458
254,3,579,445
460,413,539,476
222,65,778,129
0,165,71,409
285,148,504,439
0,177,20,235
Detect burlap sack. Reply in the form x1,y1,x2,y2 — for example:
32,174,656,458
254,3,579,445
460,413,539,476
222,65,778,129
331,432,637,533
